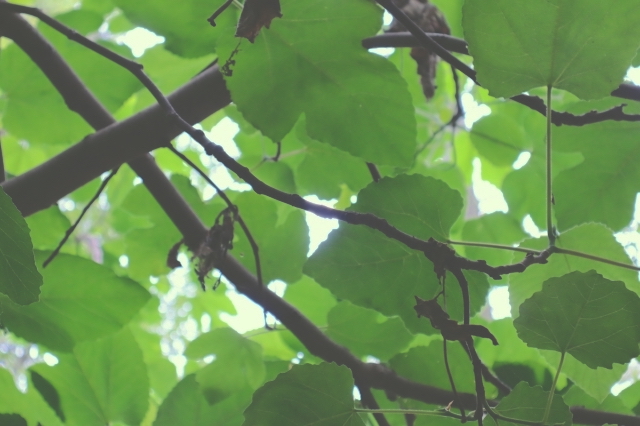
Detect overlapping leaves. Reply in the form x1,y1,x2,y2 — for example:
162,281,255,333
306,174,489,333
217,0,416,167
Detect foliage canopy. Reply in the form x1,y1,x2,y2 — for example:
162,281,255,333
1,0,640,425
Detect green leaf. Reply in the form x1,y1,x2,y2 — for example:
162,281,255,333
217,0,416,167
290,127,372,199
485,382,572,426
553,122,640,231
185,328,265,404
514,270,640,369
0,186,42,305
350,175,463,241
25,205,71,251
114,0,237,58
129,325,178,400
470,113,530,167
306,175,485,333
390,343,476,394
463,0,640,99
154,374,251,426
0,28,92,147
563,385,633,416
31,327,149,426
0,368,64,426
461,212,527,268
326,301,413,361
0,252,150,351
619,380,640,412
540,351,625,403
509,223,640,316
306,223,489,334
120,175,222,280
233,192,309,283
283,275,336,325
475,319,552,384
243,363,364,426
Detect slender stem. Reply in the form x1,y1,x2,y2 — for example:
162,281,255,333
443,339,466,420
485,402,544,426
355,408,466,419
546,85,555,246
542,352,565,425
447,240,540,255
554,248,640,271
43,167,119,268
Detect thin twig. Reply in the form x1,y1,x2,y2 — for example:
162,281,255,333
42,167,119,268
366,162,382,182
167,145,264,287
464,338,486,426
443,340,466,420
554,247,640,272
207,0,234,26
447,240,540,255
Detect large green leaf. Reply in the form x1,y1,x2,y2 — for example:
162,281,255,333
553,122,640,231
514,270,640,369
0,252,150,351
184,328,265,404
217,0,416,167
154,374,251,426
0,10,141,146
286,119,372,199
509,223,640,316
0,186,42,305
243,363,364,426
463,0,640,99
306,223,489,334
350,175,463,241
305,174,486,333
114,0,236,58
485,382,572,426
326,301,413,361
0,368,63,426
31,327,149,426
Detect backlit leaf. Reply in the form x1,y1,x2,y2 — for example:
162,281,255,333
243,363,364,426
0,186,42,305
217,0,416,166
0,252,150,351
514,270,640,368
463,0,640,99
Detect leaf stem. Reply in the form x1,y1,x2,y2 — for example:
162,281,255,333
543,351,565,425
354,408,466,419
554,247,640,271
447,240,540,254
546,85,555,246
484,402,544,426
